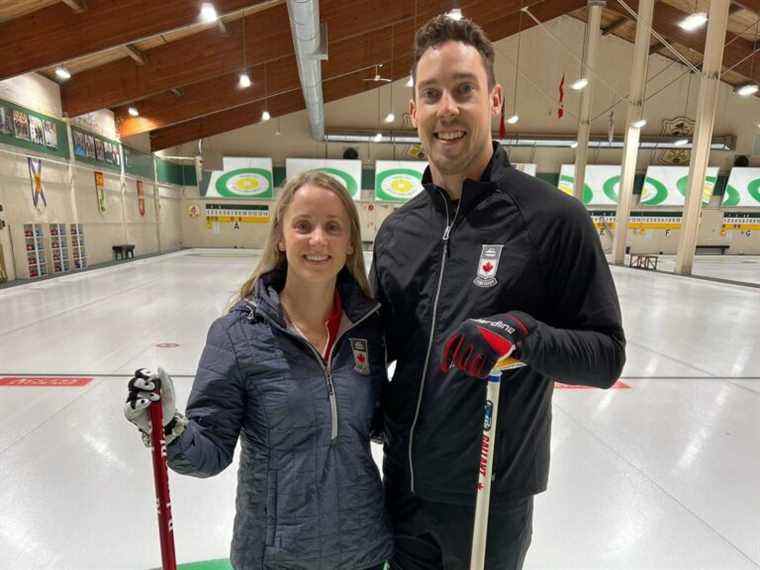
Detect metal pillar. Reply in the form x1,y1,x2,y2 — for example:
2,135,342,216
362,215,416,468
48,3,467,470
612,0,655,265
675,1,730,274
574,1,605,203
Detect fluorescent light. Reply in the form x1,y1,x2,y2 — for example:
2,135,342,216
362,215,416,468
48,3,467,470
570,141,578,148
384,112,395,123
127,106,139,117
674,138,689,146
678,12,707,32
406,76,414,88
261,110,271,121
373,132,383,142
571,78,588,91
238,72,252,88
446,8,463,20
200,2,218,23
507,114,519,124
54,66,71,80
736,84,759,97
632,119,647,129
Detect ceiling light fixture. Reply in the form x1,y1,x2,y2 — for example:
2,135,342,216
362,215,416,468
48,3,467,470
238,72,252,89
507,114,520,124
632,119,647,129
54,66,71,81
373,132,383,142
736,83,759,97
127,106,139,117
678,12,707,32
674,138,689,146
199,2,218,23
571,78,588,91
406,76,414,88
384,112,395,123
570,141,578,148
261,110,271,121
446,8,463,20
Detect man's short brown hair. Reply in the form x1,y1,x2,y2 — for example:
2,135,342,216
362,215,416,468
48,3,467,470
412,15,496,89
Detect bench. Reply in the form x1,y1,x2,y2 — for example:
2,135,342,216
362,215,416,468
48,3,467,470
112,244,135,261
629,254,658,271
695,244,730,255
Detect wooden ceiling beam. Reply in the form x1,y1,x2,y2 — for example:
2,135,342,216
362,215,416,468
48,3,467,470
124,44,146,65
64,0,545,117
149,0,586,151
61,0,88,13
608,0,760,84
731,0,760,15
0,0,267,81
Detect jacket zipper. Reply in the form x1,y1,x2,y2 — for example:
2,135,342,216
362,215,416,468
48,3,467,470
408,192,461,494
245,299,380,442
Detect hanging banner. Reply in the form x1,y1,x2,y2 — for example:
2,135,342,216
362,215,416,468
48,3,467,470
374,160,427,202
285,158,362,199
513,163,537,176
722,168,760,208
558,164,621,205
641,166,719,207
136,180,145,216
27,157,47,211
94,171,106,214
205,157,274,199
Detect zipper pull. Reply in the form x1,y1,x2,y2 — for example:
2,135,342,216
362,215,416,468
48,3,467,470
442,224,452,241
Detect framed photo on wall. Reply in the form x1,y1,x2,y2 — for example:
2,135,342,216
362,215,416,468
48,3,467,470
29,115,45,146
104,141,113,164
44,120,58,148
13,110,30,140
94,138,105,162
73,131,86,157
85,134,95,159
0,106,11,135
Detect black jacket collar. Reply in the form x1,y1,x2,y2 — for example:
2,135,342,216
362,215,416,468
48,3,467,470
421,142,511,216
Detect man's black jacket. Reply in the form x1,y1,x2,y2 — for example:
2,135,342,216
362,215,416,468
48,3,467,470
370,143,626,505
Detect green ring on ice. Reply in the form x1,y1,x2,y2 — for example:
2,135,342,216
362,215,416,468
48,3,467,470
375,168,424,201
215,168,272,198
559,175,593,205
640,177,669,206
315,167,358,196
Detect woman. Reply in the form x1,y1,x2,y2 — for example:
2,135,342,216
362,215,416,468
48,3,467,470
125,171,392,569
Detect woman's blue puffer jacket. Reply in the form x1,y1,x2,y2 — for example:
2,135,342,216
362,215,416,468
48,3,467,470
167,268,393,569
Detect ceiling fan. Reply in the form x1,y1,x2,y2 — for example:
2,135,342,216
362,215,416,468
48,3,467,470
363,64,392,84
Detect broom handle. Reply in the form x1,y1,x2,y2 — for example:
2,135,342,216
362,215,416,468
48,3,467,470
149,401,177,570
469,355,524,570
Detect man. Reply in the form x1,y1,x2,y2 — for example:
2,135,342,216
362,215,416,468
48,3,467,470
370,15,626,570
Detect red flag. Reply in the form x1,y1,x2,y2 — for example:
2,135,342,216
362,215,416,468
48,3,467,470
558,74,565,119
499,98,506,139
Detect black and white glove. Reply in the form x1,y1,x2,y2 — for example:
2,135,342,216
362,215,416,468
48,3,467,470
124,367,186,446
440,312,535,379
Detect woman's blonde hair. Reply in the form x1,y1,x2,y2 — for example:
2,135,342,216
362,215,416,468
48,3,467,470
230,170,370,309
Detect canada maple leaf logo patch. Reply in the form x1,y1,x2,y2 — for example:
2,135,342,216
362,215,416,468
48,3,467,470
473,245,503,288
349,338,370,375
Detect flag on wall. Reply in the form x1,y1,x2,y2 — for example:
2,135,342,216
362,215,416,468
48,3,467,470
27,158,47,211
94,171,106,214
136,180,145,217
557,74,565,119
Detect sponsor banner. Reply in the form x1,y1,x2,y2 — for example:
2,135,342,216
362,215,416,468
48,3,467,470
0,377,93,387
285,158,362,199
27,157,47,211
374,160,427,202
558,165,621,206
205,203,271,226
589,211,683,232
206,157,274,199
641,166,719,207
513,163,537,176
722,168,760,208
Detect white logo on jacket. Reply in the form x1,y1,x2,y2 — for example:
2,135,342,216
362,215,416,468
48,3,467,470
473,244,504,288
349,338,370,375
